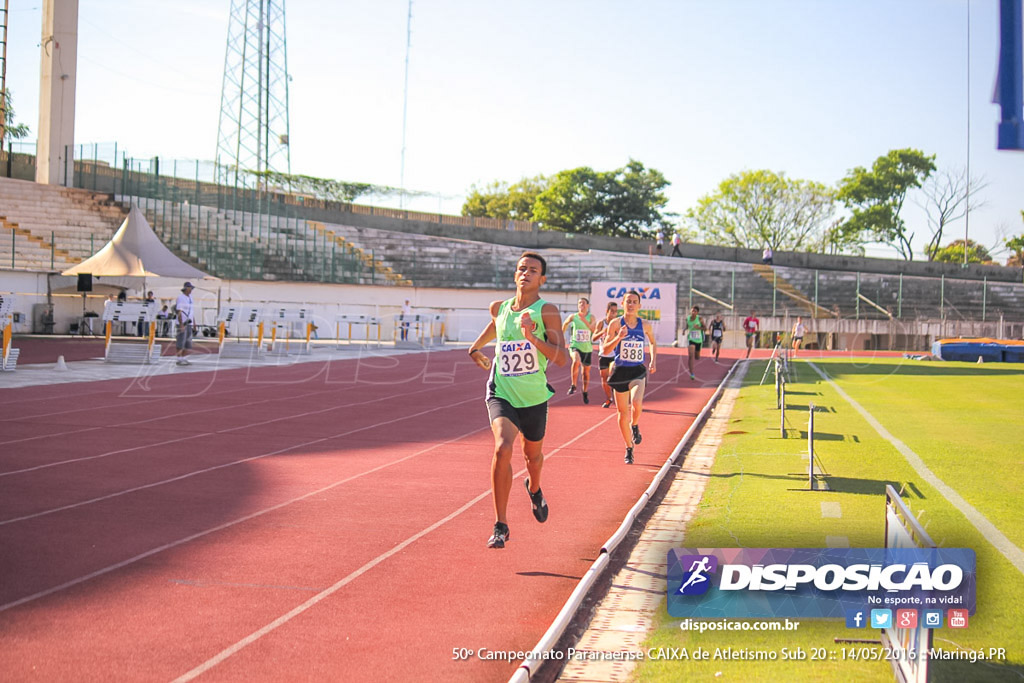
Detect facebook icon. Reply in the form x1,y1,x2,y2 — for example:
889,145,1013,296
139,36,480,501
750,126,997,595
845,609,867,628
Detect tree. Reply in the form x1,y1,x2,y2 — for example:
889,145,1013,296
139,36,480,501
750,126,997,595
932,239,993,264
686,170,837,251
836,148,936,260
1006,224,1024,267
519,160,671,237
462,175,547,221
1,88,32,144
915,167,989,260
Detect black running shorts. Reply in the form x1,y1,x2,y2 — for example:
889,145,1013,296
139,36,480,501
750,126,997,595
486,397,549,442
607,363,647,393
598,356,614,371
572,349,592,366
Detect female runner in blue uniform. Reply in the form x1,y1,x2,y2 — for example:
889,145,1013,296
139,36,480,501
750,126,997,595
600,291,657,464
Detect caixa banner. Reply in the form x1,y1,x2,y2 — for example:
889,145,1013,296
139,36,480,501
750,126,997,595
667,548,976,619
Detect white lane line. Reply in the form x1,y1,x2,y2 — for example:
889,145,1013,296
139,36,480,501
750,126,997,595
0,427,485,614
171,403,621,683
0,393,480,525
807,361,1024,576
0,381,618,616
0,380,457,477
0,356,441,445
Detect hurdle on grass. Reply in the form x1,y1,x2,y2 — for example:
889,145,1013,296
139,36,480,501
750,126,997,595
779,378,787,438
882,483,936,683
335,314,382,349
0,294,19,371
217,306,264,359
806,403,828,491
759,342,782,385
102,301,160,363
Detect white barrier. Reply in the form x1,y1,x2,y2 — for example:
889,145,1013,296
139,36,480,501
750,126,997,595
393,313,445,348
217,306,264,358
336,314,382,349
0,295,19,371
262,307,316,355
102,302,160,364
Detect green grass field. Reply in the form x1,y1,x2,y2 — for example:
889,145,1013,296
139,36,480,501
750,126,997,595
633,357,1024,683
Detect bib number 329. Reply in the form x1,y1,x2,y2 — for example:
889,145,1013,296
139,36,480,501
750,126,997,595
498,341,539,377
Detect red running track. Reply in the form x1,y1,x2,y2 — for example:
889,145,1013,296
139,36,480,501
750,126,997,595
0,347,742,681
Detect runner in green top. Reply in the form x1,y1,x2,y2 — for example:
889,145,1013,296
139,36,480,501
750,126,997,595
685,305,706,381
468,252,567,549
561,297,596,404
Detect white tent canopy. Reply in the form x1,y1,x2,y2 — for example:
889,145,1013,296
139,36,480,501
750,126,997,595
62,204,209,279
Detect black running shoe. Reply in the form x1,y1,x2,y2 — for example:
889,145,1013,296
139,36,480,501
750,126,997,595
487,522,510,549
602,399,612,409
632,424,643,445
582,391,589,404
624,447,634,465
567,385,577,395
524,477,549,523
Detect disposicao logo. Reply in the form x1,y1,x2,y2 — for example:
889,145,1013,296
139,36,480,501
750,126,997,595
667,548,976,620
674,555,718,596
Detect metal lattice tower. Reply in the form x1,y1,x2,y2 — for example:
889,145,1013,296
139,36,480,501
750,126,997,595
215,0,291,187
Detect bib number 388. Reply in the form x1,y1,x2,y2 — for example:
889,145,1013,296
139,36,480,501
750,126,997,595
498,341,539,377
619,339,645,363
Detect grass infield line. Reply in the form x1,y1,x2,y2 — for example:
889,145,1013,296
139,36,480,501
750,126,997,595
806,360,1024,576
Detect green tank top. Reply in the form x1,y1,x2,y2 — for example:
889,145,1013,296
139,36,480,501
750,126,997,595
687,315,704,343
488,297,553,408
568,312,594,352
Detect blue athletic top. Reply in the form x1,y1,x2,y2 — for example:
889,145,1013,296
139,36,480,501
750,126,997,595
613,316,646,367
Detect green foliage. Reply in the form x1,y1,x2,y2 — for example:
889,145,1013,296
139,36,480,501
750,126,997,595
462,175,547,221
1,89,31,141
1006,230,1024,267
686,169,837,251
932,238,992,264
836,148,936,260
532,159,671,237
463,160,670,237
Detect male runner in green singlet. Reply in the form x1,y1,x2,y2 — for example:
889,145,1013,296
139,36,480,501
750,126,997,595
468,253,568,549
562,297,596,403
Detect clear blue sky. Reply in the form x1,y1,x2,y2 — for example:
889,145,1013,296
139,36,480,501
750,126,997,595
6,0,1023,260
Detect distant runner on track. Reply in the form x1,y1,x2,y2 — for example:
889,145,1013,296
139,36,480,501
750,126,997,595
562,297,596,404
591,301,619,408
468,252,568,549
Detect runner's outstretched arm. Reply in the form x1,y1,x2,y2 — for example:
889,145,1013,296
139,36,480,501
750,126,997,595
467,302,500,370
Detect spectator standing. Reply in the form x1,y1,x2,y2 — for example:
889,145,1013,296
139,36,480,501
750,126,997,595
175,282,196,366
670,232,683,257
400,299,413,341
762,245,774,265
655,230,665,255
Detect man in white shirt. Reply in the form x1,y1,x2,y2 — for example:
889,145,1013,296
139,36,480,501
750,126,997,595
400,299,413,341
175,282,196,366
